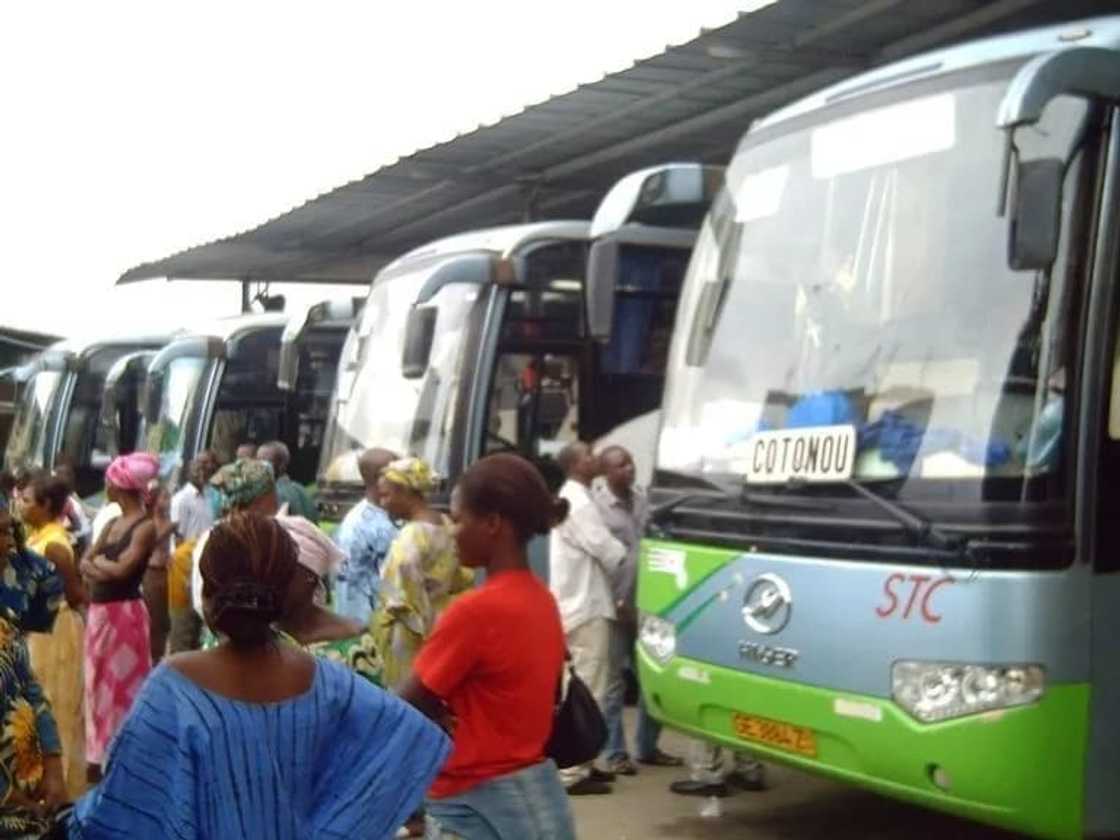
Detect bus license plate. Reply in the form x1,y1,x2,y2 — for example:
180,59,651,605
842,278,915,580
731,712,817,757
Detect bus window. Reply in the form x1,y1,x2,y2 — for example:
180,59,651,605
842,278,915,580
485,352,579,489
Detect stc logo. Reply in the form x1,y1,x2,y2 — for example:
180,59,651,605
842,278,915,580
875,573,955,624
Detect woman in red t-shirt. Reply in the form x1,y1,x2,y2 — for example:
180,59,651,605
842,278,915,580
401,454,576,840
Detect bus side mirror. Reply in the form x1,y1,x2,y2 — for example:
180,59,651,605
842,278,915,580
586,238,620,342
402,306,438,379
1008,157,1063,272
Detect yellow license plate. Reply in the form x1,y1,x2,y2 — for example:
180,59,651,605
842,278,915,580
731,712,817,757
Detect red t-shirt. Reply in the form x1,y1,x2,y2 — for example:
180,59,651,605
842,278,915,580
414,569,564,798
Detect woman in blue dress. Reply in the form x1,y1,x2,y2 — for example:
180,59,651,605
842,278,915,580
68,513,450,839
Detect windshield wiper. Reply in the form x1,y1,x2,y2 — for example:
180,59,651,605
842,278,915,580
650,471,835,524
832,478,961,553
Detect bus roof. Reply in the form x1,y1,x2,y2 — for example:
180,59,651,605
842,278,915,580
173,312,290,344
380,221,590,276
46,331,178,360
755,14,1120,133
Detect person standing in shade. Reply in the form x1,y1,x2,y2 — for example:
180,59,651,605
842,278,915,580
143,483,176,664
169,455,216,547
259,440,318,522
549,442,626,796
370,457,472,691
189,459,280,625
78,452,160,781
594,445,682,775
235,442,258,461
66,514,449,838
13,482,85,801
334,447,399,624
167,454,216,654
401,454,576,839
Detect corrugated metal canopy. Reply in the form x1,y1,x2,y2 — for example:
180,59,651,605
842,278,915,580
119,0,1116,286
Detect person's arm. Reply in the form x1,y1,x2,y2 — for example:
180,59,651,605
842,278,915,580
400,597,482,733
397,675,455,734
78,523,114,584
44,543,86,612
565,501,627,575
89,521,157,582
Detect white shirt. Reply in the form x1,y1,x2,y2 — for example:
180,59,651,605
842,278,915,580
170,484,214,546
549,480,626,634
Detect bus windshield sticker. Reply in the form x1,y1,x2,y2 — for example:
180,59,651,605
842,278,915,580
810,92,955,179
744,424,855,485
648,547,688,590
734,164,789,223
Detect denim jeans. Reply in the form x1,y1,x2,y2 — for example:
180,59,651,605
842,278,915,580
602,619,662,760
424,760,576,840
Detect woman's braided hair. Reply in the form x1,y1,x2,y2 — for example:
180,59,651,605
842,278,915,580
200,513,298,646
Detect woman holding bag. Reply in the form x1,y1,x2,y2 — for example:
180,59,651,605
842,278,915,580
400,454,576,840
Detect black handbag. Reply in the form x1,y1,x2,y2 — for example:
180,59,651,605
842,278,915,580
545,657,607,769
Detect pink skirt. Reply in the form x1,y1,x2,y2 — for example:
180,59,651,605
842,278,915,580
84,599,152,765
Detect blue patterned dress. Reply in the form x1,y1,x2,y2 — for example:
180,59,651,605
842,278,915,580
0,546,64,838
68,657,450,839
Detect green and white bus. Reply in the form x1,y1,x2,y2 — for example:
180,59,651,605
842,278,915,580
636,16,1120,839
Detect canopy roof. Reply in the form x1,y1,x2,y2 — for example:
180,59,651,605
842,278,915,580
119,0,1113,287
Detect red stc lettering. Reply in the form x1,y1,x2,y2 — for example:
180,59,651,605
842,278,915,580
875,574,954,623
921,577,953,623
875,573,904,617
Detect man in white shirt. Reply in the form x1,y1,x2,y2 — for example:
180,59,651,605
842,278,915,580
549,441,626,796
169,455,217,547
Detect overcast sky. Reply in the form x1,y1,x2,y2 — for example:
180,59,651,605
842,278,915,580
0,1,762,340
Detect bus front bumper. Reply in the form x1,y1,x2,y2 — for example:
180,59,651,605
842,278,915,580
637,649,1088,839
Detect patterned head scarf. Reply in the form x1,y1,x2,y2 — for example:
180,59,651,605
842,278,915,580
106,453,161,494
276,514,345,578
209,459,275,515
381,457,438,496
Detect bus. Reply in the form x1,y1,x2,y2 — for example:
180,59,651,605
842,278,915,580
143,310,351,488
316,164,719,528
635,15,1120,840
5,333,174,498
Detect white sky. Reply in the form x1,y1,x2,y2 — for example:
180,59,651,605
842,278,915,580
0,1,763,341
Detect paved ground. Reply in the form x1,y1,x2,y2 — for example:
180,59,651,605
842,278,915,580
570,718,1023,839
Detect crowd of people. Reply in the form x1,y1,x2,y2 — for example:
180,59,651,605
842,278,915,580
0,435,762,838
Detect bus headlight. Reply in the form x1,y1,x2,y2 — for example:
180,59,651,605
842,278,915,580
892,661,1045,723
639,613,677,666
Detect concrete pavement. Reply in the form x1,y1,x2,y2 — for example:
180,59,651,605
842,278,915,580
570,718,1023,839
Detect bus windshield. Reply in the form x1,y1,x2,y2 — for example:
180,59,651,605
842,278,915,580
5,370,63,471
660,69,1087,504
146,355,210,482
319,260,483,485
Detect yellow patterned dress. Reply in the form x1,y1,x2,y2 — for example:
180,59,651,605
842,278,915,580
369,516,473,690
25,520,87,799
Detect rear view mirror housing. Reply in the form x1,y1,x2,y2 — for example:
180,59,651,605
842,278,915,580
279,297,364,391
402,306,439,379
1008,158,1064,272
587,163,721,343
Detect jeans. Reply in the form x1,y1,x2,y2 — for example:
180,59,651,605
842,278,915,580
603,619,661,760
424,760,576,840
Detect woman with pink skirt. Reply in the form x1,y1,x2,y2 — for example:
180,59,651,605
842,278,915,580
78,452,159,781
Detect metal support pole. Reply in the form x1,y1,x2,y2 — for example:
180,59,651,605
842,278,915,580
241,279,251,313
